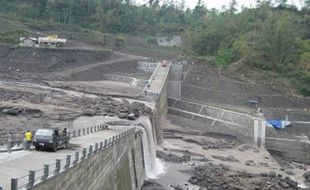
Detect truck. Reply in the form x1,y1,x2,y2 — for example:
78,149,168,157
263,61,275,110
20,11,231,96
32,128,69,152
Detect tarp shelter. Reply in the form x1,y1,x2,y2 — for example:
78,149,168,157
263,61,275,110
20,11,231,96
267,119,291,129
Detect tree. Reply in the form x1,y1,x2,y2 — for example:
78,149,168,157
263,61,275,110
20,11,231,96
229,0,237,14
193,0,207,19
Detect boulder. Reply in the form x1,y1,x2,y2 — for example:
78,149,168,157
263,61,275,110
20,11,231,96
111,100,120,106
304,171,310,185
285,171,294,176
83,109,96,116
131,108,140,117
117,113,128,119
127,113,136,120
285,178,298,188
131,101,145,110
304,171,310,179
1,107,23,116
269,171,277,178
278,181,289,189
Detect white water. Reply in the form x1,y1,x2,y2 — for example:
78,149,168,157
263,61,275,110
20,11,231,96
136,118,165,179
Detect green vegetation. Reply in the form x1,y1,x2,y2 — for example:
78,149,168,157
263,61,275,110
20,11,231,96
0,29,31,43
0,0,309,95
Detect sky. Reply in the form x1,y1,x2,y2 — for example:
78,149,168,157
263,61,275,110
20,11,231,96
136,0,304,10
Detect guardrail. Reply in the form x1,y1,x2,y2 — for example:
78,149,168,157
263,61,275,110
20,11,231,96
0,124,109,153
10,128,136,190
0,139,24,153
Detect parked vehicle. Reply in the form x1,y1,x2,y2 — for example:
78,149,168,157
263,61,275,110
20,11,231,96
32,128,69,152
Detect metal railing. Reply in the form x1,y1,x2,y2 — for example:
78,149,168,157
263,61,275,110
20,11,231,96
0,139,24,153
11,128,136,190
1,124,109,153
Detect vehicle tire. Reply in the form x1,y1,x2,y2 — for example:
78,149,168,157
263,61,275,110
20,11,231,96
35,146,40,151
52,144,57,152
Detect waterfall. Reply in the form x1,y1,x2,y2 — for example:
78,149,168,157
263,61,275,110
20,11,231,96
136,118,164,179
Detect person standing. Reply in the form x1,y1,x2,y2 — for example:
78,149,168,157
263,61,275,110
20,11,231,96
25,130,32,150
62,128,67,136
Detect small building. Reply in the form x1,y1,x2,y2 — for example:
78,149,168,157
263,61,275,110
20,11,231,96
19,37,38,47
38,35,67,48
19,35,67,48
157,36,182,47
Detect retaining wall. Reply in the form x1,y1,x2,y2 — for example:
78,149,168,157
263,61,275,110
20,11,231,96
28,130,145,190
265,126,310,164
265,137,310,164
167,98,264,143
103,74,145,88
137,62,158,73
167,63,182,99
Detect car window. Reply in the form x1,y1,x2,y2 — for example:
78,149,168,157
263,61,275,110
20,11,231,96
35,129,53,136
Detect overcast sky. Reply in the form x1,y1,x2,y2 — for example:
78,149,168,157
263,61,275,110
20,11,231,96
136,0,304,10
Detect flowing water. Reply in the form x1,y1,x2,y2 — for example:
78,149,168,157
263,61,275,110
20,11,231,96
136,118,165,179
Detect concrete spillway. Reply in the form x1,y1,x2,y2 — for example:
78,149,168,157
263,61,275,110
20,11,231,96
136,118,165,179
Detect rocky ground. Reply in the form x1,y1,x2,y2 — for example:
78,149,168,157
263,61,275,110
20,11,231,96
0,43,153,144
188,163,300,190
0,83,152,142
150,119,310,190
0,45,112,73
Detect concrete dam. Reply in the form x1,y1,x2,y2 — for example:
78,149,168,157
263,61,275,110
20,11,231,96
4,111,165,190
1,58,309,190
0,61,170,190
29,116,162,190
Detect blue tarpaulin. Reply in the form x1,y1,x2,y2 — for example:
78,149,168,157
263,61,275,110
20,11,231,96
267,119,284,129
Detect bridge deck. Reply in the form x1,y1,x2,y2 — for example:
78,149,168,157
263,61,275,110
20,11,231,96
0,126,132,190
149,63,171,95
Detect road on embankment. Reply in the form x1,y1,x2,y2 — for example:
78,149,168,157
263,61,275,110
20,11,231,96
0,126,133,190
61,51,146,76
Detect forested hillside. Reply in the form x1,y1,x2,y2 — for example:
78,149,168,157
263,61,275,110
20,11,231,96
0,0,309,95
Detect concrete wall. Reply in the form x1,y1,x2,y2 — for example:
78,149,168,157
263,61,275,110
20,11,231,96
103,74,145,88
32,132,145,190
156,80,168,117
265,126,310,164
168,98,310,163
103,74,135,84
137,62,158,73
167,63,182,98
265,137,310,164
157,36,182,47
167,98,259,142
152,65,172,118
